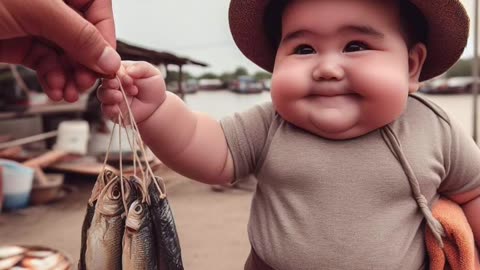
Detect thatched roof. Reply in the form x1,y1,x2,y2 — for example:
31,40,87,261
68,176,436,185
117,40,208,67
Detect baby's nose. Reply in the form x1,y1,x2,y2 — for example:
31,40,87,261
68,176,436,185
312,60,345,81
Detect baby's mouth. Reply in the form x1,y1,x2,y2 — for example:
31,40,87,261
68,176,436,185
310,85,355,97
307,91,361,106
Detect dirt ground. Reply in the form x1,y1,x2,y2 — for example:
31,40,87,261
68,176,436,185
0,166,255,270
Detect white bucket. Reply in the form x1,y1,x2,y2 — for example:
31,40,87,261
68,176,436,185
54,120,90,155
0,159,34,210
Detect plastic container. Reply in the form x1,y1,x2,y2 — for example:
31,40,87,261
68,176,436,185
0,159,34,210
54,120,90,155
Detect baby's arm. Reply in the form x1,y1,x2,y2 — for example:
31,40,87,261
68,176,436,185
139,93,234,185
99,61,234,185
448,188,480,248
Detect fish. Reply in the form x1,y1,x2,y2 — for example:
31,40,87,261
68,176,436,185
78,169,117,270
0,246,25,259
0,255,23,270
21,252,63,269
148,176,184,270
122,199,158,270
84,175,135,270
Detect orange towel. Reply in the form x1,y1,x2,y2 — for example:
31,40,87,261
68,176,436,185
425,198,480,270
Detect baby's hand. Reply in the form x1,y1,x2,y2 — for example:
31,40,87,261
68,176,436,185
98,61,167,124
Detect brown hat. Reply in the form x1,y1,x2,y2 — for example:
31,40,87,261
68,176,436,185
229,0,470,81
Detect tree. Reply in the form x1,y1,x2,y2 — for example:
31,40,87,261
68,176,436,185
253,71,272,81
220,72,235,83
198,72,219,79
233,67,249,77
165,69,193,84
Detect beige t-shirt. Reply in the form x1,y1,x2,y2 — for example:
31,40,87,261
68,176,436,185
220,94,480,270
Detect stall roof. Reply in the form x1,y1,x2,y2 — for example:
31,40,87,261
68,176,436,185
117,40,208,67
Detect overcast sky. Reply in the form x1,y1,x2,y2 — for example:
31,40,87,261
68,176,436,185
113,0,477,76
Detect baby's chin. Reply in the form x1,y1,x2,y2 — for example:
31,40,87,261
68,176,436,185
306,109,369,140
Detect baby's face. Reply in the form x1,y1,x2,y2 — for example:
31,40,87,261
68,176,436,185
270,0,424,140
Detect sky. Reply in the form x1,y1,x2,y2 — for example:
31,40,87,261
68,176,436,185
113,0,478,76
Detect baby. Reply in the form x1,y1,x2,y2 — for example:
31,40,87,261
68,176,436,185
98,0,480,269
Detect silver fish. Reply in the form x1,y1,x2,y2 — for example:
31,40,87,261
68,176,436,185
0,255,22,269
149,176,184,270
122,200,158,270
78,169,117,270
85,176,134,270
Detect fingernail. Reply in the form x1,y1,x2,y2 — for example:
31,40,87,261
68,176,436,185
97,47,121,75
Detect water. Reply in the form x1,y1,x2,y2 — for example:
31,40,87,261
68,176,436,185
182,90,480,138
183,89,272,120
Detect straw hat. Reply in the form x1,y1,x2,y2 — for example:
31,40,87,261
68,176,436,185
229,0,470,81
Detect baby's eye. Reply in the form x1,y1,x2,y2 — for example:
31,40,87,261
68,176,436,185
343,41,369,53
294,44,316,55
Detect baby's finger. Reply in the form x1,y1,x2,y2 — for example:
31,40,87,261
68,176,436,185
101,104,121,121
97,88,123,105
101,77,120,89
116,65,136,95
125,61,160,79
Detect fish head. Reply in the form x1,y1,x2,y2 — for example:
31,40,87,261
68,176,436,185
97,177,131,216
125,200,150,232
89,169,118,203
129,175,143,186
103,169,118,183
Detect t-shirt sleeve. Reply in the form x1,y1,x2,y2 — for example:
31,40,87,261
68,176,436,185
439,115,480,195
220,102,276,181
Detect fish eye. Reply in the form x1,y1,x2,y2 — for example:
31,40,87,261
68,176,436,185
111,187,121,199
134,204,143,214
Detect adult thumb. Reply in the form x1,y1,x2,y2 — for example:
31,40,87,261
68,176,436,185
30,1,121,75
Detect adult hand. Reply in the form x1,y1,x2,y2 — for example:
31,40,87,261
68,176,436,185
0,0,122,102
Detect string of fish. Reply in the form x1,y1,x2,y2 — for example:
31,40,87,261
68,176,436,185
78,76,184,270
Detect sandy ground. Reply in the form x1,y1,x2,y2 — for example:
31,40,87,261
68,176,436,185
1,92,480,269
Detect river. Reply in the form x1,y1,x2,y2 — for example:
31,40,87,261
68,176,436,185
183,89,480,139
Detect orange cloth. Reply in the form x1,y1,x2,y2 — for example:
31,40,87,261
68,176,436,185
426,198,480,270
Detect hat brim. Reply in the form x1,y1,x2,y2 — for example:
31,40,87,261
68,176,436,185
229,0,470,81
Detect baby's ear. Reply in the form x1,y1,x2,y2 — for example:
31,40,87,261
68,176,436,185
408,43,427,93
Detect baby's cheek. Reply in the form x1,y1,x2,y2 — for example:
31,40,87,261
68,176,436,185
271,71,309,102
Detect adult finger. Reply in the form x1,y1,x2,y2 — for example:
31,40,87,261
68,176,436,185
63,81,80,103
73,64,99,92
67,0,117,47
9,0,121,75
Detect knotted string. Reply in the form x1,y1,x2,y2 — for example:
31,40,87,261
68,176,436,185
381,125,445,248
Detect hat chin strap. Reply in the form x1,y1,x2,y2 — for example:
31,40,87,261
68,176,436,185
380,125,445,248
